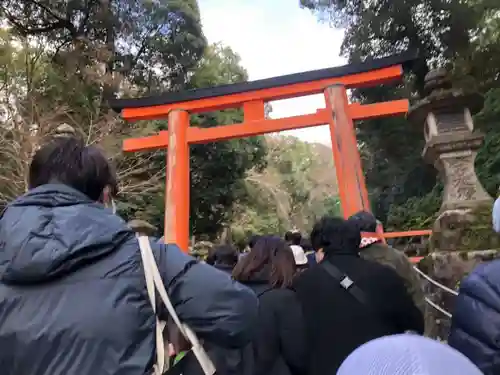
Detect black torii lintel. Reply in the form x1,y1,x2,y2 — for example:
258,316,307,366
109,50,418,113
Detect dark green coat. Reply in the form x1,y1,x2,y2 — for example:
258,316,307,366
359,242,426,316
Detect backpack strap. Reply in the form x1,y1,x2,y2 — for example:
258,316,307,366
138,236,216,375
321,261,372,310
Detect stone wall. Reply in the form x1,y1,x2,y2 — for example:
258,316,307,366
429,204,500,253
419,249,500,339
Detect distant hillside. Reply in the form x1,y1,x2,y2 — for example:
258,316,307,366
230,134,340,241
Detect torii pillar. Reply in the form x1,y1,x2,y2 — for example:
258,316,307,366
325,84,371,218
165,110,190,250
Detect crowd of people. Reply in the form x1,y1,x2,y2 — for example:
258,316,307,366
0,136,496,375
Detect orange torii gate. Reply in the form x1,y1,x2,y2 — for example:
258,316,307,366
110,51,417,252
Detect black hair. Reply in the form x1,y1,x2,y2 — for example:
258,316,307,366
290,232,302,245
347,211,377,233
284,231,302,245
310,216,361,256
212,245,239,267
248,234,262,249
29,137,117,201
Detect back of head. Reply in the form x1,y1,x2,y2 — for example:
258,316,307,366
347,210,377,233
233,235,296,288
248,234,262,250
2,137,120,284
284,231,294,243
29,136,117,201
212,245,239,268
290,231,302,246
337,334,483,375
310,216,361,257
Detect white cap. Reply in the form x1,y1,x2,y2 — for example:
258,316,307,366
290,245,308,266
337,334,483,375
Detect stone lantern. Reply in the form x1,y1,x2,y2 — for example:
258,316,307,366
408,69,500,340
408,68,491,212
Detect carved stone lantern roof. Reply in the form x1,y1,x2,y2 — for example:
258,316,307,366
407,68,484,127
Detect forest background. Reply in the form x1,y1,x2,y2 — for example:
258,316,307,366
0,0,499,247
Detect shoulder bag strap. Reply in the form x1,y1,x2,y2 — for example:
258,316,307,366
320,261,372,310
138,235,167,375
138,236,216,375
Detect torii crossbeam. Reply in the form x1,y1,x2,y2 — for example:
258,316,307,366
110,51,416,251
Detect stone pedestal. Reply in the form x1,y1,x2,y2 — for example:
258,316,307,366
424,132,491,212
419,249,500,339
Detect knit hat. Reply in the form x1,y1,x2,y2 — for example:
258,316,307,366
337,334,483,375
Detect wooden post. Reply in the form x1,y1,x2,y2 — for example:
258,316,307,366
325,84,370,218
165,110,190,251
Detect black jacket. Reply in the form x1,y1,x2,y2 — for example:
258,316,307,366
0,184,258,375
293,252,424,375
199,263,250,375
242,276,307,375
213,263,235,275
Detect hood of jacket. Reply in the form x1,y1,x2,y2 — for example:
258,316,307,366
0,184,132,285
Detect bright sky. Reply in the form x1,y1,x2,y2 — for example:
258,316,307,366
198,0,346,145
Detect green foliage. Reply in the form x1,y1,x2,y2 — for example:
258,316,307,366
231,135,340,237
0,2,268,240
386,184,443,231
475,89,500,196
323,196,342,217
1,0,206,93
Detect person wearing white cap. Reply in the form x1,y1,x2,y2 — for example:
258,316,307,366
286,230,309,271
337,334,484,375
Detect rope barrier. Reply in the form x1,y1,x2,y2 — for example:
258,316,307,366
412,265,456,318
413,266,459,296
425,297,452,318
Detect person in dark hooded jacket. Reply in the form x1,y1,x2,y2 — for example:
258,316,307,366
233,236,307,375
448,259,500,375
292,216,424,375
0,137,258,375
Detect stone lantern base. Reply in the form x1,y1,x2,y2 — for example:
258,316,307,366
423,130,492,213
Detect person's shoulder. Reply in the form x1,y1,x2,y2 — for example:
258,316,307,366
292,265,317,284
462,260,500,291
363,242,404,260
358,255,406,283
